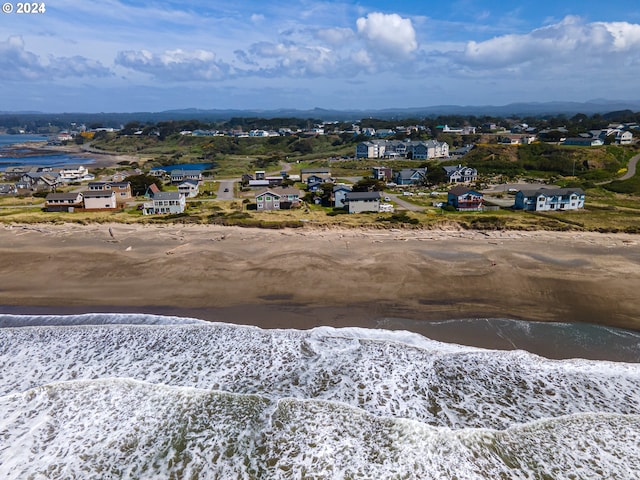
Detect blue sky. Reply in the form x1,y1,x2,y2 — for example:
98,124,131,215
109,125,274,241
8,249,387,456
2,0,640,112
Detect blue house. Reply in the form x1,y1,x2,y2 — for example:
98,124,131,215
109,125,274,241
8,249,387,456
394,168,427,186
515,188,585,211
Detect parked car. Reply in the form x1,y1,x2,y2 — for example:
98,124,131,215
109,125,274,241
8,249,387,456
224,188,229,192
384,196,391,201
402,191,414,196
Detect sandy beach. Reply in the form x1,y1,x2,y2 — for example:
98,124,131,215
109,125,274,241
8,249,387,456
1,223,639,333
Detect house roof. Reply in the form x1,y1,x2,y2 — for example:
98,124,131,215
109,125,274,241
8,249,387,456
448,185,482,196
45,192,82,201
396,168,427,180
178,179,199,186
146,183,160,194
171,169,202,176
518,187,585,197
443,165,476,175
153,191,183,200
82,190,116,198
345,191,382,201
24,172,59,184
333,184,352,192
255,187,301,197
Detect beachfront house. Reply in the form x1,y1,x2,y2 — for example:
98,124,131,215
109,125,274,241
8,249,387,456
447,186,484,211
255,187,301,210
82,190,118,210
44,192,84,212
87,181,132,204
333,184,352,208
515,188,585,211
344,191,382,213
142,191,186,215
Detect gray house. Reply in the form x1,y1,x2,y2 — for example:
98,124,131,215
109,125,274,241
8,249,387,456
142,191,186,215
344,191,381,213
394,168,427,186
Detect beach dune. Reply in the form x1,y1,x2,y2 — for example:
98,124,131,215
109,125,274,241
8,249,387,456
1,223,639,332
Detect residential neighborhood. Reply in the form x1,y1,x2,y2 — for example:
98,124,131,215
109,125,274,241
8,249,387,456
0,110,638,229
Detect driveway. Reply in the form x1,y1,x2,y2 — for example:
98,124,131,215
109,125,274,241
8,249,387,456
216,179,236,199
384,192,424,212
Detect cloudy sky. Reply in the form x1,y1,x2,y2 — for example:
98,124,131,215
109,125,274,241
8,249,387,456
2,0,640,112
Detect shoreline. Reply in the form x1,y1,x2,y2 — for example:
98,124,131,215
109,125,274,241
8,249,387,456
2,303,639,362
1,141,138,169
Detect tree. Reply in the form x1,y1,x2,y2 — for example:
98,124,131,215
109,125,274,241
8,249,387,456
125,174,163,196
352,178,386,192
293,139,313,154
426,165,447,186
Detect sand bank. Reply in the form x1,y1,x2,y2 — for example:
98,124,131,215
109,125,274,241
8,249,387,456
1,223,639,332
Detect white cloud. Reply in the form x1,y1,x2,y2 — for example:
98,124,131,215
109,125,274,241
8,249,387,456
314,27,355,47
115,48,230,81
250,14,264,24
246,42,337,76
356,12,418,57
0,35,111,81
461,16,640,68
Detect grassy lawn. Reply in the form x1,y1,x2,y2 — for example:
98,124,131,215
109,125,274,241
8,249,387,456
0,192,638,232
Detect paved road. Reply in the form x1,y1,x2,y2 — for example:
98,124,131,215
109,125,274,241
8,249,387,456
617,153,640,181
594,153,640,185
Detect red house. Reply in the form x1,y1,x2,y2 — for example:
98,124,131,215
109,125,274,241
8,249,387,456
447,186,483,211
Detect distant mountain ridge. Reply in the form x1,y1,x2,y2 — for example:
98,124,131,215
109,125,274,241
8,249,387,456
2,100,640,123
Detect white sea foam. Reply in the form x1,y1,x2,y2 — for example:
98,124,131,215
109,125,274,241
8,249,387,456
0,379,638,479
0,312,207,328
0,315,639,478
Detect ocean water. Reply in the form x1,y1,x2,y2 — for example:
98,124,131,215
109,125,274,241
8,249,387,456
0,134,94,170
0,314,639,479
0,153,95,170
0,134,48,147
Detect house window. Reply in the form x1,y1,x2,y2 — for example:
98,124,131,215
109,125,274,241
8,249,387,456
274,202,280,208
257,203,264,209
